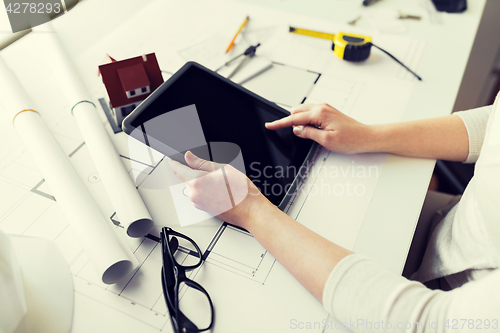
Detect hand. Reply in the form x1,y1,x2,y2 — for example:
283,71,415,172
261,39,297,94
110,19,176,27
265,103,373,155
168,151,271,228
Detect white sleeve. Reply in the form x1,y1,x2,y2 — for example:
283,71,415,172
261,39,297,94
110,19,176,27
455,106,492,163
323,254,500,332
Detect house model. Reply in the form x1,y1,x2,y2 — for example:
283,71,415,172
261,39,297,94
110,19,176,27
99,53,163,126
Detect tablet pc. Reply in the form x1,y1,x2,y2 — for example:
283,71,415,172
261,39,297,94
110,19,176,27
122,62,316,209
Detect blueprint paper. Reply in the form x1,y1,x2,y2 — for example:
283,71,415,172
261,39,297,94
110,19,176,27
217,55,273,85
0,0,425,331
367,8,407,34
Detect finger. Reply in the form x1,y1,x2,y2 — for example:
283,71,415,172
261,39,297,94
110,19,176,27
293,125,328,145
168,158,204,182
185,151,217,172
265,112,316,130
290,103,315,114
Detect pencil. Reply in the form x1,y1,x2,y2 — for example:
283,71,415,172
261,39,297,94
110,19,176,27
226,16,250,53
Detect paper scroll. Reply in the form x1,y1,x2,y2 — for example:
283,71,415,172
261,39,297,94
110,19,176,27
34,23,153,237
0,57,138,284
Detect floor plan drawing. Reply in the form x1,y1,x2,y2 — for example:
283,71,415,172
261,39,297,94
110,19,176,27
0,0,422,331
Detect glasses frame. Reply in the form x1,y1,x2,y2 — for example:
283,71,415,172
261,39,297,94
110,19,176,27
160,227,215,333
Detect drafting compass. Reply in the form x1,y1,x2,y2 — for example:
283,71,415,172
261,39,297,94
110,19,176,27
215,43,261,79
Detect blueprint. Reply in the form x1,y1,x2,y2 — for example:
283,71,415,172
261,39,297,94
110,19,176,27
0,0,422,331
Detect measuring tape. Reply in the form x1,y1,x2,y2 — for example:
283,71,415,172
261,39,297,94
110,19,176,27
289,27,372,62
289,26,422,80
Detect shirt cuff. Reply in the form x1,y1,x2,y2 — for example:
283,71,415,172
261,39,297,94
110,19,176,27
322,254,369,314
455,106,492,163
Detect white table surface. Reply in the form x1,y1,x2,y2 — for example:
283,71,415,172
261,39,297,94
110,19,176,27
240,0,486,273
0,0,487,332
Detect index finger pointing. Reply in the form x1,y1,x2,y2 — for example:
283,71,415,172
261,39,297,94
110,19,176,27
265,112,315,130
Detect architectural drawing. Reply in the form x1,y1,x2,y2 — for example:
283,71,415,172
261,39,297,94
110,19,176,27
0,0,422,330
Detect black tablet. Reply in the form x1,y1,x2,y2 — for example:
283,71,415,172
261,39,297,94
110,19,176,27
122,62,316,209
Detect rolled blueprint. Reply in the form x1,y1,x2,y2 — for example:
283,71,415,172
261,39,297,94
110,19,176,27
34,23,154,237
0,57,138,284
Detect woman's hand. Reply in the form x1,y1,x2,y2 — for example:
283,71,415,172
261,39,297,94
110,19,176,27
168,151,272,228
265,103,373,155
170,153,353,303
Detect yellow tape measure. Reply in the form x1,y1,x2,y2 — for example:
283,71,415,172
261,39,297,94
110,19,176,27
289,27,372,62
288,26,422,80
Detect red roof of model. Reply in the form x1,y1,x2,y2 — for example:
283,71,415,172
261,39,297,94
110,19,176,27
99,53,163,108
97,54,117,76
117,63,150,92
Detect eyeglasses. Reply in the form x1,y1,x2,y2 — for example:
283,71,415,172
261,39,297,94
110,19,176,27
160,227,215,333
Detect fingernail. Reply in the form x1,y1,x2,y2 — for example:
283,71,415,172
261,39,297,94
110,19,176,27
293,126,303,133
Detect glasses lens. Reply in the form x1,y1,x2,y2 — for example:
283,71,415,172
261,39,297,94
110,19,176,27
170,235,202,268
178,280,213,331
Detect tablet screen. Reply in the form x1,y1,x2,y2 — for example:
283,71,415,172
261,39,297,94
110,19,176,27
124,63,314,206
